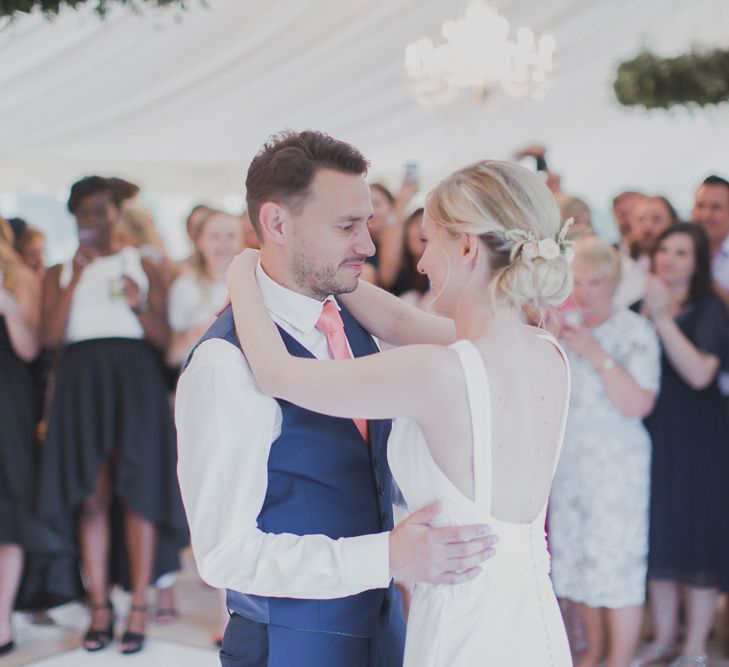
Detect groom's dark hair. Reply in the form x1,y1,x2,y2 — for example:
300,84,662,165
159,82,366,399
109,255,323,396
245,130,370,240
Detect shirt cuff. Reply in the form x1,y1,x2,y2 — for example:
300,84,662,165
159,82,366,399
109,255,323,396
340,531,391,591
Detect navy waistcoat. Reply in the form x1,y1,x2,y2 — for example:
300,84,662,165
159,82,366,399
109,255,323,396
187,305,395,638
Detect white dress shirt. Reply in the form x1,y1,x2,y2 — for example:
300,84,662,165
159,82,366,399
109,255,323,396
710,234,729,395
712,233,729,293
175,263,391,599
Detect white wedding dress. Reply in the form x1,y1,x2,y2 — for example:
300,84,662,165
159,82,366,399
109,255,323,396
388,338,572,666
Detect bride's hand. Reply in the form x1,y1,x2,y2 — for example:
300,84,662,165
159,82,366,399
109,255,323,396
226,248,261,291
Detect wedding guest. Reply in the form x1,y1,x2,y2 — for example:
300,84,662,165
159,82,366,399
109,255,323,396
689,174,729,652
633,223,729,666
118,204,166,258
513,144,566,204
561,197,592,237
691,175,729,310
0,220,39,656
5,217,27,241
167,210,243,370
181,204,213,266
115,200,187,620
186,204,213,239
394,209,433,309
37,176,187,655
118,202,182,289
550,237,659,667
614,196,679,309
612,191,643,255
375,177,419,293
166,208,243,643
0,221,80,654
361,183,394,284
108,177,141,208
13,226,51,426
14,227,46,281
241,210,260,250
631,196,679,260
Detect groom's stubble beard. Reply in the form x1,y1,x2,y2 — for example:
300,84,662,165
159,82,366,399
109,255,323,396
291,235,360,300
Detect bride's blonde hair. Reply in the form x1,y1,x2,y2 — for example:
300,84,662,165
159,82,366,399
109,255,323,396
426,160,573,311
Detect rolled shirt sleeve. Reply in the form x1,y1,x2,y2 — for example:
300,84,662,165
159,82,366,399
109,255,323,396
175,338,391,600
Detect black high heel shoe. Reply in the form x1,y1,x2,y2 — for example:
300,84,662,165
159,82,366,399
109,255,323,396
83,600,114,652
0,639,15,655
121,604,147,655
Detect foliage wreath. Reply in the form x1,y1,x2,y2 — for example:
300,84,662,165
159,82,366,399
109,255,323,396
613,49,729,110
0,0,187,18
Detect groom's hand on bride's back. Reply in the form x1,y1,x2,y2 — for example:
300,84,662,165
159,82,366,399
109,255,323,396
389,502,498,585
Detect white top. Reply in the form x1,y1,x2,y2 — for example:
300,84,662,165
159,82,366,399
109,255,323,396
168,272,229,332
174,263,390,599
712,233,729,292
710,234,729,395
61,246,149,343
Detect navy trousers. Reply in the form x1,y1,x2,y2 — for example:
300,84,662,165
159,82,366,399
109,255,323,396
220,605,406,667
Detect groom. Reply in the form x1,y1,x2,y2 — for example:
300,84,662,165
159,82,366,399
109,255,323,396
175,130,497,667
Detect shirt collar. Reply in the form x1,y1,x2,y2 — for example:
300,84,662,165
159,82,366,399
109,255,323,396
717,234,729,259
256,262,338,335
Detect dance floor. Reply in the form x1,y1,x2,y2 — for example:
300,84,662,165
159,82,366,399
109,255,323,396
6,550,220,667
19,641,217,666
6,549,729,666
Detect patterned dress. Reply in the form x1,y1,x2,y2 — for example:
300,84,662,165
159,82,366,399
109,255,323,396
550,309,660,608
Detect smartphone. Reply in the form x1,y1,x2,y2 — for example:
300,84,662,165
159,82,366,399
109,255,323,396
516,156,538,174
404,161,419,184
78,227,99,252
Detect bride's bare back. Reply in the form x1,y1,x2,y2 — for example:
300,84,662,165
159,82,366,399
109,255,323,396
418,326,569,524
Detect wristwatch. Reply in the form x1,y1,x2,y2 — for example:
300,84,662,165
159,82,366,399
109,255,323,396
599,356,615,371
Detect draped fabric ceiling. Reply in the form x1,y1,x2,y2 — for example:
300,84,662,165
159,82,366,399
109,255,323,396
1,0,728,219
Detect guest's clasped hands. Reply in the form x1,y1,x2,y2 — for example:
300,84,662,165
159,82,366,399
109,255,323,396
560,323,603,366
643,274,672,323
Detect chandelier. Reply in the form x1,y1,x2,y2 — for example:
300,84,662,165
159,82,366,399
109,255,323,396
404,1,556,106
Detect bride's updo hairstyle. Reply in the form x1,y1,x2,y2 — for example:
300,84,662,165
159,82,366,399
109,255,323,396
426,160,573,312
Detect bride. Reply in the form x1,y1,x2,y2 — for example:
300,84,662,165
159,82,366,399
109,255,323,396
226,160,573,666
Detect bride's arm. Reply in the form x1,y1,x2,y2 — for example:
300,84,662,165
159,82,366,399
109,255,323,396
226,251,460,421
338,280,456,347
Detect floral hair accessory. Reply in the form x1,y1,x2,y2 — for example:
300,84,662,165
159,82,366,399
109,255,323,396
505,217,575,264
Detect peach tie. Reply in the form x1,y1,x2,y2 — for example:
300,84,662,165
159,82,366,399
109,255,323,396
315,300,369,443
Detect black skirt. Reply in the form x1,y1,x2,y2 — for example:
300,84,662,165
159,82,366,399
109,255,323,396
0,317,83,609
37,337,189,588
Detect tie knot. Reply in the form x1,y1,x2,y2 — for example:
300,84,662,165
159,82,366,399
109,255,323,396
315,300,344,335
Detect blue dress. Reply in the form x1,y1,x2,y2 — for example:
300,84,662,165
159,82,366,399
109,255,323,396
644,295,729,589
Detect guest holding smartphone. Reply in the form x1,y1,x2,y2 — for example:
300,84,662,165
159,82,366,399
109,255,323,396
37,176,187,655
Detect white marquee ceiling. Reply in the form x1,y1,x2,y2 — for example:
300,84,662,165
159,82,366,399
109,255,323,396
1,0,728,212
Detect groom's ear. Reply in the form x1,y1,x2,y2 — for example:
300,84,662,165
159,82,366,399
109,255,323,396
258,202,290,246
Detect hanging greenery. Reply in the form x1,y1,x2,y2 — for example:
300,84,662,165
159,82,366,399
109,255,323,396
613,48,729,110
0,0,187,19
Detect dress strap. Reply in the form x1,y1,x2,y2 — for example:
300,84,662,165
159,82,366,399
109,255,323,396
450,339,492,513
536,331,571,475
